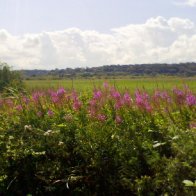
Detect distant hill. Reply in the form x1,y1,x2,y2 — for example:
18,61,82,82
20,63,196,79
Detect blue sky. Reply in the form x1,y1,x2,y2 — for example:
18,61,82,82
1,0,196,35
0,0,196,69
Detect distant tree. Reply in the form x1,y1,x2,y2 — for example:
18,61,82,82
0,62,23,92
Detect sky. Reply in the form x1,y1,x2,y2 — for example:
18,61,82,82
0,0,196,69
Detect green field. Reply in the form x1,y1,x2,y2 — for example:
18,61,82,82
24,77,196,92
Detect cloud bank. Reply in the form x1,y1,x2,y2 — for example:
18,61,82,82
1,16,196,69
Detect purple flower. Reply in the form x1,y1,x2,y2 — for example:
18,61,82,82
73,100,82,110
115,115,122,124
153,90,171,103
57,88,65,96
173,88,184,97
123,92,132,105
93,90,102,99
52,95,59,103
186,94,196,106
111,89,121,99
32,92,43,102
47,110,54,117
135,90,151,112
97,114,107,122
115,100,124,110
173,87,185,104
89,99,97,106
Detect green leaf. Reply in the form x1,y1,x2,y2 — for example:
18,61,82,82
153,142,166,148
183,180,194,187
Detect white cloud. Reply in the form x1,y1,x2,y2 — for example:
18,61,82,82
185,0,196,6
174,0,196,7
1,16,196,69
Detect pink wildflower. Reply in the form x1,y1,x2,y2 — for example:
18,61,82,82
97,114,107,122
57,88,65,96
135,90,151,112
15,105,23,111
115,115,122,124
73,100,82,110
32,92,43,103
186,94,196,106
123,92,132,105
51,93,59,103
173,87,185,104
115,100,124,110
111,89,121,99
47,110,54,117
89,99,97,106
93,90,102,99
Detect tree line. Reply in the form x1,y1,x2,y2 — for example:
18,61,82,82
21,62,196,79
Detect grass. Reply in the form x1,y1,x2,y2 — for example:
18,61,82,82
24,76,196,92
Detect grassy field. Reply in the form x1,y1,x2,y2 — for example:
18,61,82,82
24,77,196,92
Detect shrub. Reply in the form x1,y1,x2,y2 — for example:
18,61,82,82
0,62,23,92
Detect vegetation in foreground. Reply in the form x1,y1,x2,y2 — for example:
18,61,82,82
0,83,196,195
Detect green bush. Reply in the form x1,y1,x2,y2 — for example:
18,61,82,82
0,62,23,92
0,85,195,195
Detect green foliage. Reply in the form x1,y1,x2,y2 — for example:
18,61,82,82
22,62,196,78
0,85,195,195
0,62,23,92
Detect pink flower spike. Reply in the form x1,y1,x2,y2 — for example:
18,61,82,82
57,88,65,96
73,100,82,110
51,94,59,103
115,115,122,124
115,100,124,110
123,92,132,105
93,90,102,99
186,94,196,106
111,89,121,99
47,110,54,117
97,114,107,122
32,92,43,102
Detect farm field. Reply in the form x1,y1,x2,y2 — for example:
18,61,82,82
24,77,196,92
